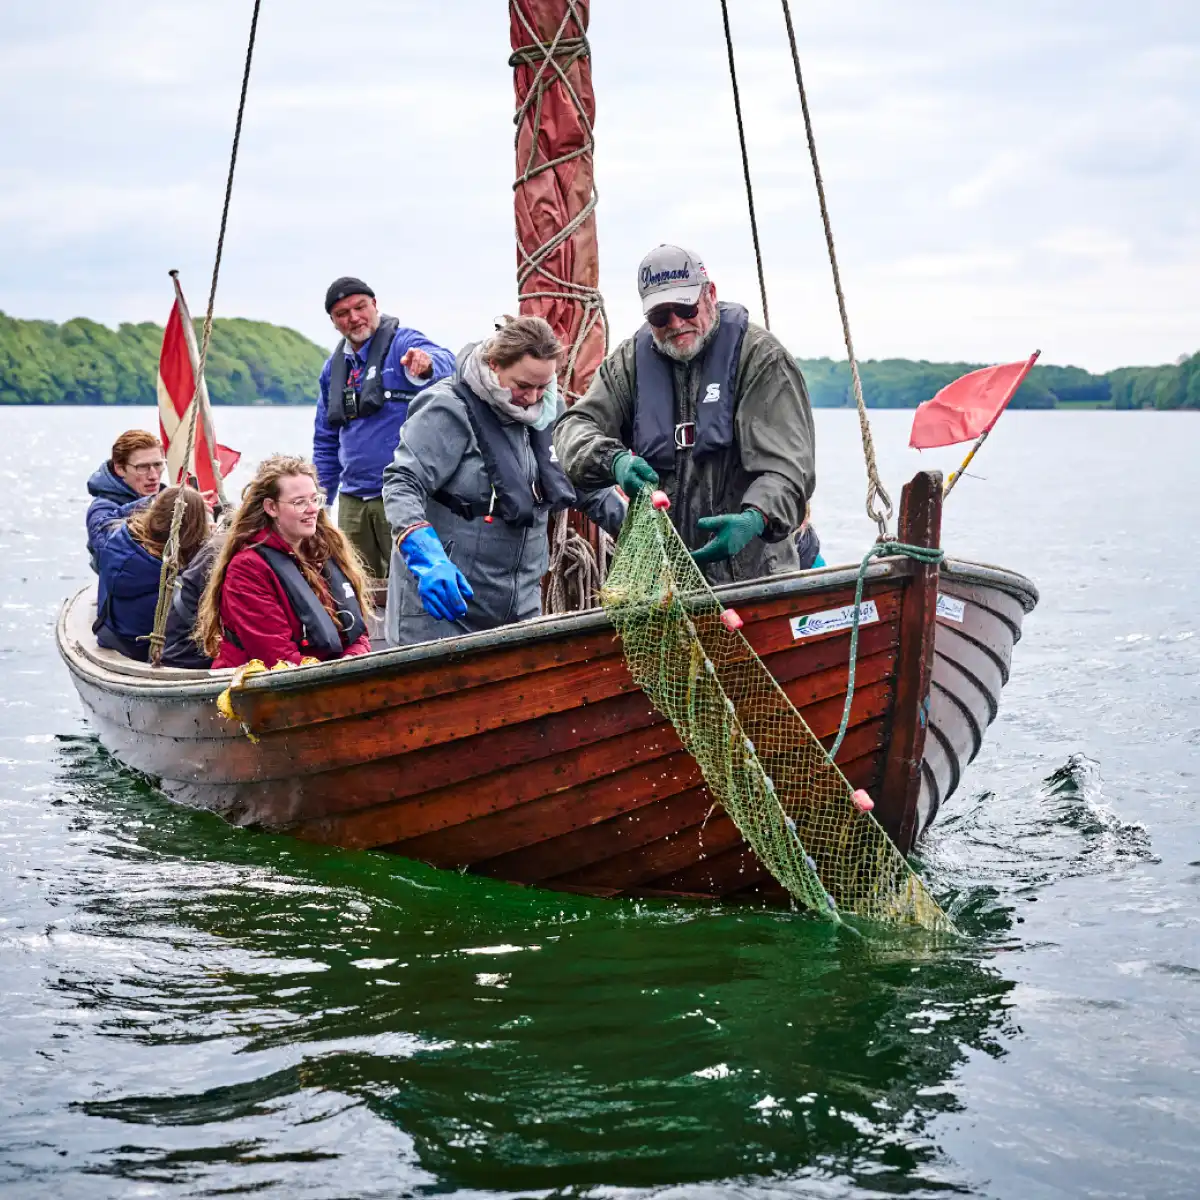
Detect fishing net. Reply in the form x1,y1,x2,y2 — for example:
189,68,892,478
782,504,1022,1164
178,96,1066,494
600,492,954,932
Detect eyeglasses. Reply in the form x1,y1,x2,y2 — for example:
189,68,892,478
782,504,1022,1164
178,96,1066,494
280,491,327,513
128,460,167,475
647,302,700,329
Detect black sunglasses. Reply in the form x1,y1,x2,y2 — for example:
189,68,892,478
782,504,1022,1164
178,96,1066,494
646,301,700,328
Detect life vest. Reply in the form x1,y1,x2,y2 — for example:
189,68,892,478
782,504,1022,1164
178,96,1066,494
432,380,577,527
631,302,749,473
250,546,367,658
326,314,403,426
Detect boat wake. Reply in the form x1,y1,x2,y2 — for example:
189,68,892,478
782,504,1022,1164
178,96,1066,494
919,753,1156,929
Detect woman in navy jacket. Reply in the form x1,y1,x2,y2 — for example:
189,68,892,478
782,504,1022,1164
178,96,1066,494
87,486,210,660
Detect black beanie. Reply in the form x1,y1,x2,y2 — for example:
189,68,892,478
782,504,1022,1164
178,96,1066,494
324,276,375,314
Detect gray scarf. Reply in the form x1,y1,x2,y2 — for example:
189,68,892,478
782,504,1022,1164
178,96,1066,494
463,343,557,430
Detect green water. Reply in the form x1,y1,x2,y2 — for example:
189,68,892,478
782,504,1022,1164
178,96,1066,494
3,408,1197,1197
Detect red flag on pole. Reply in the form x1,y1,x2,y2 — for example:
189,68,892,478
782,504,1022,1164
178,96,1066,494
157,273,240,505
909,351,1041,449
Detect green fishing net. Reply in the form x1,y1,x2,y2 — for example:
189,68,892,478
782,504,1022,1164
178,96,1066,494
600,492,954,932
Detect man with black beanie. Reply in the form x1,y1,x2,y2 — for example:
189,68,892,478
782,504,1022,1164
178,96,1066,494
313,276,454,580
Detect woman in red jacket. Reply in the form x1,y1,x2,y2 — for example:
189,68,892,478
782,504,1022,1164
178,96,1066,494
196,455,372,669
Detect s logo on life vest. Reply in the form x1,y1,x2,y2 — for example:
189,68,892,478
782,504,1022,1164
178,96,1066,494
703,383,721,404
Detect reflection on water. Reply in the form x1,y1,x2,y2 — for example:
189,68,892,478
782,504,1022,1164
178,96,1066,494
42,737,1015,1196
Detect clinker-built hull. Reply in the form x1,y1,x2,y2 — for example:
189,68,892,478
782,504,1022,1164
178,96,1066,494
56,474,1037,904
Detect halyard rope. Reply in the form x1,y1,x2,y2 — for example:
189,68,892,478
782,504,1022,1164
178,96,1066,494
148,0,262,664
779,0,893,540
718,0,771,330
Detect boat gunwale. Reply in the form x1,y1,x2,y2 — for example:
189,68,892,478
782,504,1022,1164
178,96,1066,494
57,555,1035,702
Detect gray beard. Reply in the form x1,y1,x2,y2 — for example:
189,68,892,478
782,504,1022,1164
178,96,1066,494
652,309,719,363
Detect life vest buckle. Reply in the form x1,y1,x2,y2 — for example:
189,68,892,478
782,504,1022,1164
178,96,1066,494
674,421,696,450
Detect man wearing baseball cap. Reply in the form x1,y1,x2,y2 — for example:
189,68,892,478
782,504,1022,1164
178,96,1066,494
553,245,815,584
313,276,455,580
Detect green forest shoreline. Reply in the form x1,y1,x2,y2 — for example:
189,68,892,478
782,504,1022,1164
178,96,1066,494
2,311,1196,410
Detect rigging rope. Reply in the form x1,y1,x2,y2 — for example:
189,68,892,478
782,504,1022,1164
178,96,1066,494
718,0,770,330
148,0,262,664
779,0,892,541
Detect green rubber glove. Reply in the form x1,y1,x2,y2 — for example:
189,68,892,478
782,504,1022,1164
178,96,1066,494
612,450,660,498
691,508,766,564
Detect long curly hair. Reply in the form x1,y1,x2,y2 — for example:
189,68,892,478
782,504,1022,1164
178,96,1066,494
195,455,370,657
127,486,210,565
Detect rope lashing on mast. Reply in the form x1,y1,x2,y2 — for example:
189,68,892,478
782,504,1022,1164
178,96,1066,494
148,0,262,665
779,0,893,541
509,1,608,404
510,1,613,610
718,0,771,330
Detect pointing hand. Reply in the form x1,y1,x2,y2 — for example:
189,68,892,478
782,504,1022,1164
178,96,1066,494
400,348,434,379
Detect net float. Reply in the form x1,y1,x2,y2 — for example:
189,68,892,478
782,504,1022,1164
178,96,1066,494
851,789,875,813
650,490,671,510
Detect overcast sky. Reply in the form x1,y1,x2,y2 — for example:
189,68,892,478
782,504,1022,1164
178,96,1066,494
1,1,1196,371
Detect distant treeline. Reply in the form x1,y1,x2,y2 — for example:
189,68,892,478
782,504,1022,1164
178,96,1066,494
801,354,1200,410
1,311,1196,409
0,312,327,406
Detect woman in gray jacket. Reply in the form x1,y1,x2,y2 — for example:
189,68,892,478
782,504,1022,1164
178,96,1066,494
381,316,625,647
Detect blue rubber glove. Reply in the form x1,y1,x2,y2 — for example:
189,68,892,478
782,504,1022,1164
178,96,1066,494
398,525,474,621
691,508,766,564
612,450,660,498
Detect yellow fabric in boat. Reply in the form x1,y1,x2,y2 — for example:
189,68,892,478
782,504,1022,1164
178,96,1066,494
215,656,321,732
600,491,954,933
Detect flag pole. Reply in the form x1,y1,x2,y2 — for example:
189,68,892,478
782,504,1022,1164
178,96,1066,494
943,349,1040,497
168,269,231,509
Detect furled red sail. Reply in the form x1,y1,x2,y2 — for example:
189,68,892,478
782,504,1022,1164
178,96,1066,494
158,273,239,504
509,0,605,402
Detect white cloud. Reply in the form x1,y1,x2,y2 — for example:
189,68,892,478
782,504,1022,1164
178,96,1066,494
0,0,1197,372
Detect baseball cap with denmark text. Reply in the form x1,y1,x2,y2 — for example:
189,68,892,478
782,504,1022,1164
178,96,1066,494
637,245,709,315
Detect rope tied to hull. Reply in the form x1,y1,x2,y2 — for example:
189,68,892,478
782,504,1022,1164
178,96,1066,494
828,541,946,760
148,0,263,664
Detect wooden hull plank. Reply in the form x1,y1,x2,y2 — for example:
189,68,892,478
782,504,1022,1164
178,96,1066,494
378,750,704,865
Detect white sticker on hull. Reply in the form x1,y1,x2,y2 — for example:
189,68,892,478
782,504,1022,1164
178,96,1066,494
790,600,879,640
937,594,966,623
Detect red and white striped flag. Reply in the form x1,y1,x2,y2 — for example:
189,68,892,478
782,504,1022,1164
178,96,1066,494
157,273,239,504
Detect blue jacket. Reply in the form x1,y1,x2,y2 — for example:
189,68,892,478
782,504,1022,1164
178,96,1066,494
85,461,146,573
88,498,164,660
313,324,455,502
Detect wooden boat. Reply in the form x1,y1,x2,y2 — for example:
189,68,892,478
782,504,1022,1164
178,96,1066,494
57,474,1036,902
